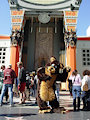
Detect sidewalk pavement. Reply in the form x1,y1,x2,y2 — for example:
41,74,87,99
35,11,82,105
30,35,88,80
59,91,83,111
0,91,89,120
12,91,80,110
0,91,83,110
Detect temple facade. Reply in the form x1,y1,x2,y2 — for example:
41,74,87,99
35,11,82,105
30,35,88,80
8,0,82,78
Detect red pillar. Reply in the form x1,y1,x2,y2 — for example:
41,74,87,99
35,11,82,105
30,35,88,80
66,45,76,73
10,45,20,76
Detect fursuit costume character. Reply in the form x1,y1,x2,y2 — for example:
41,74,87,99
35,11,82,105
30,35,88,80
37,61,71,114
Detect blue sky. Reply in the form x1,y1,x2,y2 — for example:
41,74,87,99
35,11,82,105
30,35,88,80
0,0,11,35
0,0,90,36
77,0,90,36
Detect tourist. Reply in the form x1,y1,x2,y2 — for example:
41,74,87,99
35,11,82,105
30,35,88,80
0,64,16,106
13,77,19,97
25,71,31,101
68,74,73,96
87,71,90,110
72,70,82,111
1,65,9,102
34,73,39,104
55,81,61,102
17,62,26,104
81,70,90,110
29,74,34,97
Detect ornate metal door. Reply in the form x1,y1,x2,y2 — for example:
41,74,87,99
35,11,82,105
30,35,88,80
35,27,53,69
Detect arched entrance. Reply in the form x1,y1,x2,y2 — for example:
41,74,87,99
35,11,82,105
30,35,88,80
22,17,64,71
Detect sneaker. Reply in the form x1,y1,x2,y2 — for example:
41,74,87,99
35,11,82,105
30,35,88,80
18,102,23,105
10,104,14,107
35,101,37,104
0,103,2,106
82,107,87,111
22,101,25,104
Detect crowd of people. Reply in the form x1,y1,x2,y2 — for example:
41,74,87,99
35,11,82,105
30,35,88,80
68,69,90,111
0,56,90,112
0,62,38,106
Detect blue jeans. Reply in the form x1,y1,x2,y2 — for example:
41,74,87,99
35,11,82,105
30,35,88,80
55,88,60,102
0,84,13,105
72,86,81,99
81,91,87,98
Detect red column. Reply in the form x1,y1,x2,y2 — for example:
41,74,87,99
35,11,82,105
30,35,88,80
66,45,76,73
10,45,20,76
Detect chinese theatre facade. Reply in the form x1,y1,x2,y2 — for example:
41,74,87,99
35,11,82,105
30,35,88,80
9,0,82,81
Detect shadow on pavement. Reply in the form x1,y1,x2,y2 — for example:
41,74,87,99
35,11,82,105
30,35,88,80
0,113,37,117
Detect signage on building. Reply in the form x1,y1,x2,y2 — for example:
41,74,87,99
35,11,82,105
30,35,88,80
11,10,25,31
66,19,77,24
65,11,78,17
12,25,21,31
12,18,22,23
64,11,78,32
11,11,24,16
67,26,76,32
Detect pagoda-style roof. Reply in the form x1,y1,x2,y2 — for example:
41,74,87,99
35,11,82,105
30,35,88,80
9,0,82,11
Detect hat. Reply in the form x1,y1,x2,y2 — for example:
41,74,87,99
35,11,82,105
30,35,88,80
8,64,12,68
17,62,23,66
30,73,33,77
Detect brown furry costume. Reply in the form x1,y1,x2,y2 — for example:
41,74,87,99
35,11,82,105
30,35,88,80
37,64,71,113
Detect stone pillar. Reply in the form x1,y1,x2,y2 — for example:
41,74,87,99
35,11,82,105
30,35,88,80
10,45,20,76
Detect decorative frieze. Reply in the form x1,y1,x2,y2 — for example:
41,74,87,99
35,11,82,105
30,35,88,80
11,10,25,31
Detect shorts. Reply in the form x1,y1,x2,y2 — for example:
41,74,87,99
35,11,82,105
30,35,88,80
18,82,26,92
